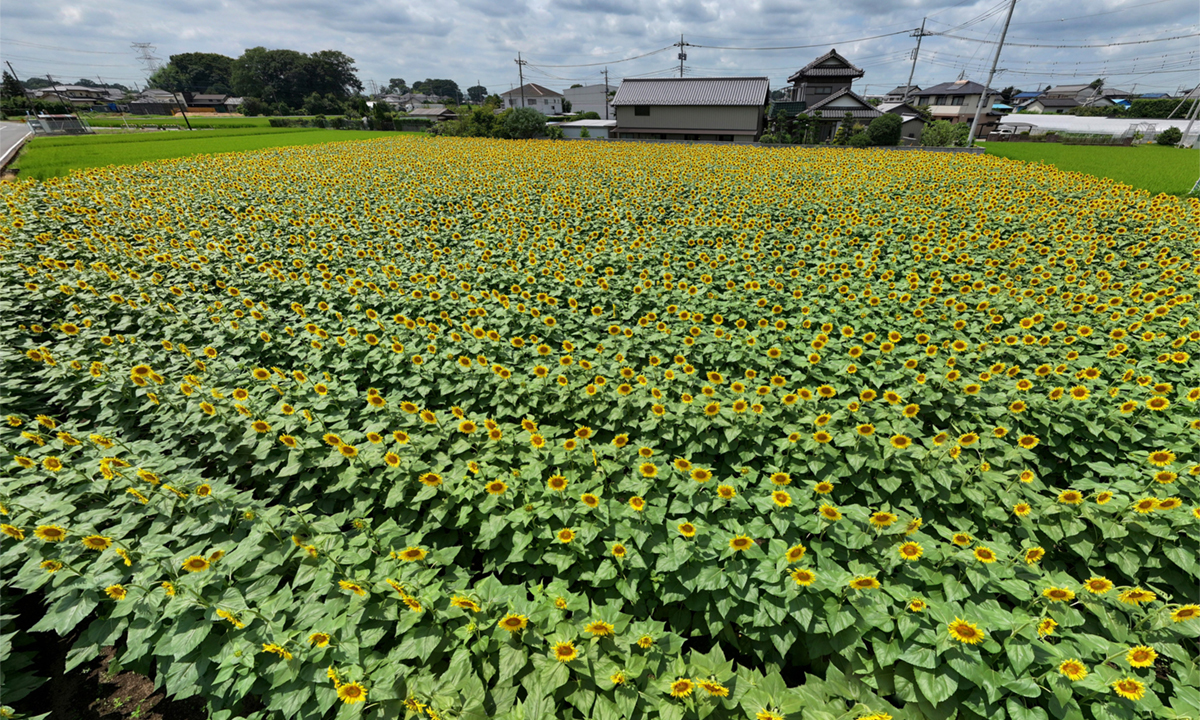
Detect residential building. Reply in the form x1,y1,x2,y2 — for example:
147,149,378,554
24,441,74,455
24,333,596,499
404,107,458,122
1023,97,1080,114
563,83,615,118
806,88,882,141
878,101,927,143
786,49,864,106
910,80,1003,134
551,119,616,138
186,93,231,113
129,89,187,115
883,85,920,102
31,85,109,107
611,76,769,143
1043,83,1093,99
1011,90,1044,109
499,84,564,115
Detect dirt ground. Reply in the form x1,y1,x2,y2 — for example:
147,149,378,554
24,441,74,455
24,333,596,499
17,638,207,720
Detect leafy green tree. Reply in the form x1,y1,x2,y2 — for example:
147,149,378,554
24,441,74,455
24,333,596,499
467,85,487,103
865,113,902,146
238,97,269,116
22,77,52,90
848,131,872,147
412,79,461,102
302,92,341,116
495,107,545,139
831,112,855,145
305,50,363,98
387,78,408,94
150,53,235,94
231,47,361,110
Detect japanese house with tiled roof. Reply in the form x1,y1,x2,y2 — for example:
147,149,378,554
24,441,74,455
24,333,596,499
787,49,864,107
611,77,769,143
780,50,879,141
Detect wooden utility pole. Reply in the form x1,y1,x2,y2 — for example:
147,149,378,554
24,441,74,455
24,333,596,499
967,0,1017,146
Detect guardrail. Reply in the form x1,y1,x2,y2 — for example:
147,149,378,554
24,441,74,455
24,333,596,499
0,127,33,174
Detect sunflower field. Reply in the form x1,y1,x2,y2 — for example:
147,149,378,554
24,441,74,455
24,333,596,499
1,136,1198,720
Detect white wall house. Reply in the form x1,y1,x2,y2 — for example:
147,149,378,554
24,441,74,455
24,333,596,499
499,84,564,115
562,83,615,117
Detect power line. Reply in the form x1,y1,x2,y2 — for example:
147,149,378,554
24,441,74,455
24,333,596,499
1009,0,1185,25
0,38,129,55
931,30,1200,48
687,28,915,50
524,46,674,68
0,54,141,69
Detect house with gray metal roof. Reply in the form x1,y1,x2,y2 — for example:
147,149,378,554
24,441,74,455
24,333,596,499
610,77,769,143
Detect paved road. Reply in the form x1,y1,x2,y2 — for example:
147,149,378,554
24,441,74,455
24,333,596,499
0,121,34,167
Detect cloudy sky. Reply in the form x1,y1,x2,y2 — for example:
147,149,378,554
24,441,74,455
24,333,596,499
2,0,1197,95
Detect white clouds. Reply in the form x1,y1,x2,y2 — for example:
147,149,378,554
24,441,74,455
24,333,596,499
3,0,1195,95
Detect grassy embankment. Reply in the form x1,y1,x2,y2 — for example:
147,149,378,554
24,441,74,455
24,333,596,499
983,142,1199,196
14,127,405,179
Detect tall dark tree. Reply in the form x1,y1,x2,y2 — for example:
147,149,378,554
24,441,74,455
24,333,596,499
387,78,408,94
2,71,26,101
23,77,52,90
305,50,363,98
150,53,235,94
231,48,361,110
466,85,487,104
999,86,1017,104
232,47,309,107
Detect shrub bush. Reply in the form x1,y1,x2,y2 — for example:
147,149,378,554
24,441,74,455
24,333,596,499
865,114,902,146
1156,126,1183,146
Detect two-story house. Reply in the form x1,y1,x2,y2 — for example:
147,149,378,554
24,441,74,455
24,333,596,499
499,84,564,115
779,50,879,141
786,49,864,106
911,80,1003,135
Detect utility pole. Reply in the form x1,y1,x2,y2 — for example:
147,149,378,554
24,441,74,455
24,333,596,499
903,19,930,104
967,0,1017,146
1181,92,1199,148
675,35,688,77
99,75,132,132
172,92,193,130
46,74,70,111
516,53,527,109
604,68,610,119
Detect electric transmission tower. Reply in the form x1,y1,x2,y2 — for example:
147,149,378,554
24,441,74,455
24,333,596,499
131,43,164,76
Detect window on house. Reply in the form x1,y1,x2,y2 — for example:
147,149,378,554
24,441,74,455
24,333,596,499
544,99,550,104
528,99,537,106
814,87,832,95
684,134,699,141
634,106,650,116
952,96,965,106
718,135,733,142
